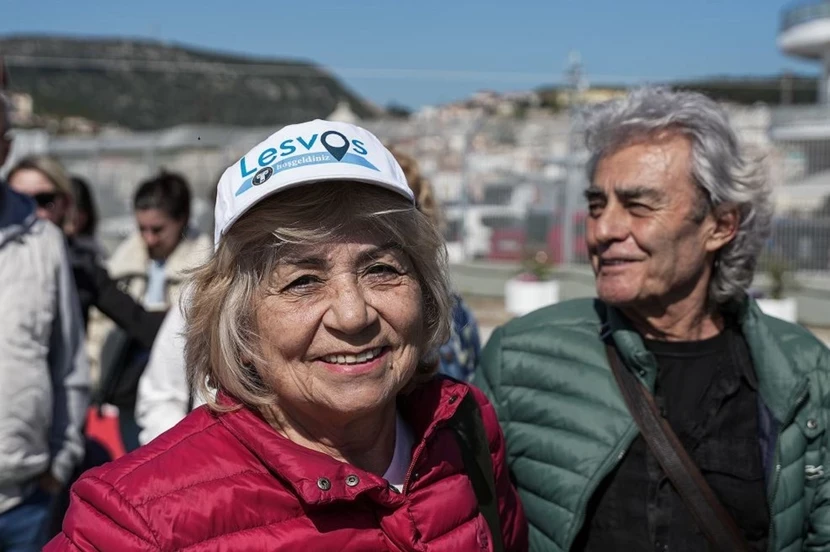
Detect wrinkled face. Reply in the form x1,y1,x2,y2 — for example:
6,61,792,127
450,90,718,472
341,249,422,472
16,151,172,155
254,225,425,421
135,208,185,261
8,168,69,226
585,133,723,310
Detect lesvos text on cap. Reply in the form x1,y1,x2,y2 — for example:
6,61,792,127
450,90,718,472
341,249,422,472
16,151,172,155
214,120,414,246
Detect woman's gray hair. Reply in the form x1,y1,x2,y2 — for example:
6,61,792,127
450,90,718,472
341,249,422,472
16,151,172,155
184,182,452,411
583,86,773,305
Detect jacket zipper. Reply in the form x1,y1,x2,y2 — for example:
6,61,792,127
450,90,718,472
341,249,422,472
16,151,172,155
385,435,434,496
766,380,809,552
400,392,467,494
400,441,424,494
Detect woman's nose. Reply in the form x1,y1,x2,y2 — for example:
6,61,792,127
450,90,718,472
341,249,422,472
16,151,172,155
322,278,379,335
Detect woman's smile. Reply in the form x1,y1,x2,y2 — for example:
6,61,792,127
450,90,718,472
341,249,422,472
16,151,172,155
317,346,391,375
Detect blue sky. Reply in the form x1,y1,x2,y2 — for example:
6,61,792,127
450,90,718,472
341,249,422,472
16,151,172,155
0,0,819,108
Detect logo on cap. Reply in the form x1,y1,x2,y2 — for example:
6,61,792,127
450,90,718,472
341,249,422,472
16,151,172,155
252,166,273,186
320,130,350,161
234,127,380,197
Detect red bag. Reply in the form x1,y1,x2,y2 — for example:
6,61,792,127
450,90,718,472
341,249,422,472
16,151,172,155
84,406,126,460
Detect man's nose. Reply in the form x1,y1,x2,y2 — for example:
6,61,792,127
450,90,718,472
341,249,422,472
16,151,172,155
592,205,629,244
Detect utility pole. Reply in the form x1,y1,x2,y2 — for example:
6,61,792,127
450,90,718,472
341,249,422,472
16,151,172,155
562,51,585,265
460,114,483,261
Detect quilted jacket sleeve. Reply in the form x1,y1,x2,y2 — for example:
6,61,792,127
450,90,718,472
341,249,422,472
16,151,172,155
472,326,513,457
472,326,508,419
469,381,529,552
806,346,830,550
807,481,830,552
44,473,160,551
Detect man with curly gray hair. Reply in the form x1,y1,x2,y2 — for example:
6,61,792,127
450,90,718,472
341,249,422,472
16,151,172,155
474,86,830,551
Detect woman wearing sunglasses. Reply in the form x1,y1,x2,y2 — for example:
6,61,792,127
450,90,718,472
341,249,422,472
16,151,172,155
7,156,72,227
7,156,166,344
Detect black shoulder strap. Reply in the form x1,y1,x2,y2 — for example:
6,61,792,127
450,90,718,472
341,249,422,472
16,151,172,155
449,392,505,552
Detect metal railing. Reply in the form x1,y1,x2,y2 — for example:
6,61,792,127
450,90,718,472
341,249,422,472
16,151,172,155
781,1,830,32
771,105,830,128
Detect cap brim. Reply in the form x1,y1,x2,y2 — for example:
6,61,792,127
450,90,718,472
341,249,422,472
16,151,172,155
218,174,414,242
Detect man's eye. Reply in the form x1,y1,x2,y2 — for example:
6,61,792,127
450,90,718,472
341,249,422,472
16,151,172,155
628,203,652,215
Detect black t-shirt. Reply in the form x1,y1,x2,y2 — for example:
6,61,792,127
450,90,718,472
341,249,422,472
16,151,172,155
573,324,770,551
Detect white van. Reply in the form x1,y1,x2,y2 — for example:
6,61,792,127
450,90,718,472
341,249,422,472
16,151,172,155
443,205,525,262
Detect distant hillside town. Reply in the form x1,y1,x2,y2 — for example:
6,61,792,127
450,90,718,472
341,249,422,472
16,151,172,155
1,34,829,273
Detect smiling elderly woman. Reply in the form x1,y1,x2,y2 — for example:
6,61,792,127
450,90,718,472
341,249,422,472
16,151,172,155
46,121,527,552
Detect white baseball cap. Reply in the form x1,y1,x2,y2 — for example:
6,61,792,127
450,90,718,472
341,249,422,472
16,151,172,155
214,119,414,247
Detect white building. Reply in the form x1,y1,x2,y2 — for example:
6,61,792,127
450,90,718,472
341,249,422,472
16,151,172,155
773,1,830,210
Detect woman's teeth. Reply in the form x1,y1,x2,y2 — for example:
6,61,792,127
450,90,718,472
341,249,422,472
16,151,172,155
322,347,383,365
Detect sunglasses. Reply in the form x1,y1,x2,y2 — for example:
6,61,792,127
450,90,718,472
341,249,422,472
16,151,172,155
33,192,60,208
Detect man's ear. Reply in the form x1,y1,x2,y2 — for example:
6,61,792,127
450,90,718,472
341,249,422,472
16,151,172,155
705,204,740,253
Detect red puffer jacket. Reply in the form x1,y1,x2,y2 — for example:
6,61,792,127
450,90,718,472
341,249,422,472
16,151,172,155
46,378,527,551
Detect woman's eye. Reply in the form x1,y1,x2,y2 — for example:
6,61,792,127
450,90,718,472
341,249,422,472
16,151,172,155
282,275,320,291
366,264,401,276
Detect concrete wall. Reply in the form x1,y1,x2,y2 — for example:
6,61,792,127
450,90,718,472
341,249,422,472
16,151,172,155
450,262,830,327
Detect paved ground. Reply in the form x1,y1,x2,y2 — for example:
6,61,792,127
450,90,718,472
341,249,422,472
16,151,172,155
461,294,830,348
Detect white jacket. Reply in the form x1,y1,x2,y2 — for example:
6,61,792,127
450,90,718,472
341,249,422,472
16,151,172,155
0,185,90,513
135,301,206,445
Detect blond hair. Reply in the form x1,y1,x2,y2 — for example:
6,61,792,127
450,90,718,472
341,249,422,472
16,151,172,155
185,182,452,411
389,147,443,230
7,155,73,198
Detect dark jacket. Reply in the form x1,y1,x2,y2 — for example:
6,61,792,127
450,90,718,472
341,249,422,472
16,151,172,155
473,297,830,552
68,236,165,349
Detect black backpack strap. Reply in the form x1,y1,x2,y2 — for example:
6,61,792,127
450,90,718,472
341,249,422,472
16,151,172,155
449,392,505,552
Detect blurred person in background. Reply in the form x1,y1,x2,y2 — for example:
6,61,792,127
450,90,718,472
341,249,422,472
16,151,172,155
47,120,526,551
65,176,105,258
7,157,172,539
6,155,72,227
391,147,482,382
134,184,221,446
8,161,167,341
86,170,211,451
8,169,170,540
0,93,89,551
135,299,200,445
474,87,830,551
134,149,483,445
61,175,107,328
